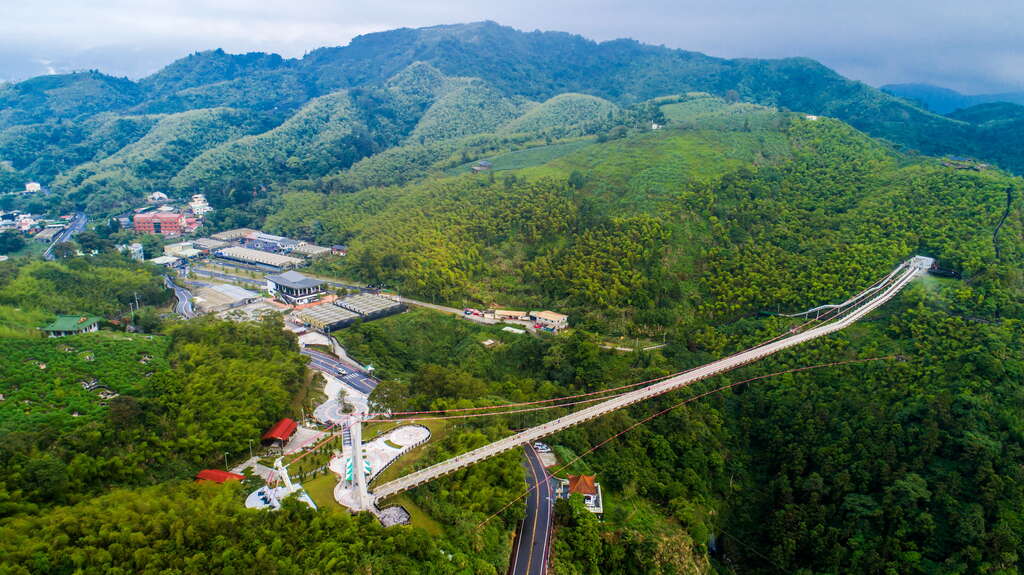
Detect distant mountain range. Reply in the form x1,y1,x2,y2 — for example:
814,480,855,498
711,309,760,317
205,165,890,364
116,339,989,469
2,21,1024,213
882,83,1024,114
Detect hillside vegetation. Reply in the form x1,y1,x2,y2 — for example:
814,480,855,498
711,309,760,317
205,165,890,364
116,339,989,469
266,103,1022,341
56,107,264,212
3,22,1024,213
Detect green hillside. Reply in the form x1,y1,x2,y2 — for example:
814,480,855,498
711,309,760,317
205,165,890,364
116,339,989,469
171,91,368,193
0,332,171,434
497,93,618,136
55,108,263,212
410,77,531,142
268,107,1022,335
3,21,1024,208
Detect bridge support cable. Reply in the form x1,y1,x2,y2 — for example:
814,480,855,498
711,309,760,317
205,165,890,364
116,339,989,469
362,265,902,422
367,258,929,506
475,356,897,528
777,261,910,318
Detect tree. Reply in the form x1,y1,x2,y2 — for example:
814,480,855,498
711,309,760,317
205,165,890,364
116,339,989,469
74,231,113,253
0,231,25,254
568,170,585,190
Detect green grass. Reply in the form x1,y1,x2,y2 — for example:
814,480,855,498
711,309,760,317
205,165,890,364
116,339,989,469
551,445,593,476
448,138,596,174
302,473,345,512
6,240,47,258
659,93,783,131
384,439,403,449
515,126,791,214
0,304,50,338
386,493,445,535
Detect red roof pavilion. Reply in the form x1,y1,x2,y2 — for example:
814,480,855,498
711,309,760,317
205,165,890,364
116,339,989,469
195,469,245,483
567,475,598,496
261,418,298,442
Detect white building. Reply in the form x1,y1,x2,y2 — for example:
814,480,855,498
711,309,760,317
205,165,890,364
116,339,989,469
117,243,144,261
24,182,41,193
189,194,213,216
528,310,569,331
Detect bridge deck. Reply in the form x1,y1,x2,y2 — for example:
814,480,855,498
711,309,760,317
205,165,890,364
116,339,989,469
368,258,931,506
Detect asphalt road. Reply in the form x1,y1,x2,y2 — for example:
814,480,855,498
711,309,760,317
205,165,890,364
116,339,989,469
301,348,379,395
508,444,554,575
43,211,87,260
164,275,196,319
191,267,264,286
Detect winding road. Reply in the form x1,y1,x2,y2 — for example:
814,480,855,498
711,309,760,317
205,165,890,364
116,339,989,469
164,274,196,319
508,445,554,575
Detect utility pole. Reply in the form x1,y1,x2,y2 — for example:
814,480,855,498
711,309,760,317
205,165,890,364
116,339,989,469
248,439,254,460
224,452,229,469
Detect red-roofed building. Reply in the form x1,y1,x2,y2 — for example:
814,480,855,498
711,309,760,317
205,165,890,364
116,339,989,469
195,469,245,483
134,212,186,236
558,474,603,514
567,475,597,496
261,418,298,446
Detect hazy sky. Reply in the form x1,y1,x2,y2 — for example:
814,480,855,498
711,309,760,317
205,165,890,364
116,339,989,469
0,0,1021,93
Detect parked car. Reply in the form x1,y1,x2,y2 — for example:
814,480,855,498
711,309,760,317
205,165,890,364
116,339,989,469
534,442,551,453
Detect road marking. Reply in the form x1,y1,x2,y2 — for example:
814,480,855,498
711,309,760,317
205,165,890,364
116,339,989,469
523,446,542,575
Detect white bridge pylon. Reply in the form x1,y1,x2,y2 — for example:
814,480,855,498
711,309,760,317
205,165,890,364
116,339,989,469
362,256,933,509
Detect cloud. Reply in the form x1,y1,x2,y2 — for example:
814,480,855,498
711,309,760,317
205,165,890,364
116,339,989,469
0,0,1020,92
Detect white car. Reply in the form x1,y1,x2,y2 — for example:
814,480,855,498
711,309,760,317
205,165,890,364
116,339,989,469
533,442,551,453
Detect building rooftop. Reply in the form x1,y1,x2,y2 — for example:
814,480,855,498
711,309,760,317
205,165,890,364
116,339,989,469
43,314,102,332
293,302,360,329
266,270,324,290
193,237,230,250
194,284,259,311
34,227,62,241
567,474,598,496
217,246,304,268
335,293,403,316
148,255,181,266
195,469,245,483
291,243,332,257
531,310,569,322
210,227,259,241
262,418,298,441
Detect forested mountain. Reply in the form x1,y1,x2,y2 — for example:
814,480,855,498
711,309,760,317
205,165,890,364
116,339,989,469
3,21,1024,212
882,82,1024,114
1,20,1023,575
267,96,1023,333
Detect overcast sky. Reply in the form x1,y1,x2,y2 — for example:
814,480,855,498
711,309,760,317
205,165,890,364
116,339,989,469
0,0,1021,93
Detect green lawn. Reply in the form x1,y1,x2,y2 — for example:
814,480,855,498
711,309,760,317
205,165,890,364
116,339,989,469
550,445,594,476
385,493,445,535
302,473,345,511
448,138,596,174
6,240,48,259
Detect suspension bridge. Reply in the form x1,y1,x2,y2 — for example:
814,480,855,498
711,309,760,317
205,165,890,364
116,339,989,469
347,256,933,510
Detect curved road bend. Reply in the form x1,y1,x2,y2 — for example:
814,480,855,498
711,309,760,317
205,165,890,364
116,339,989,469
164,275,196,319
508,445,554,575
301,348,379,395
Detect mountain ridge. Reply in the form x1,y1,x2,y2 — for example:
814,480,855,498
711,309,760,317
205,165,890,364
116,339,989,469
2,20,1024,209
882,82,1024,114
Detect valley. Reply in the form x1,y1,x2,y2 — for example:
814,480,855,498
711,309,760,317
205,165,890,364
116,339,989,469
0,20,1022,575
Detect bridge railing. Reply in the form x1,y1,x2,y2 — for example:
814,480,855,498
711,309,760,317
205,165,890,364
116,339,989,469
370,259,926,503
